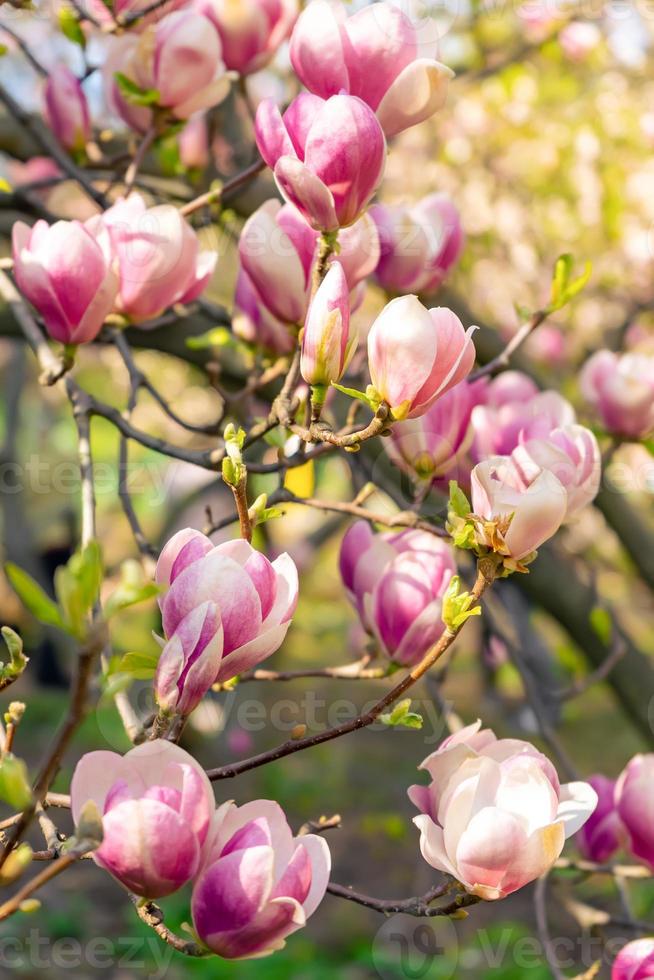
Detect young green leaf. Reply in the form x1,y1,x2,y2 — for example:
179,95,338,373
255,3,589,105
4,564,63,629
114,73,160,107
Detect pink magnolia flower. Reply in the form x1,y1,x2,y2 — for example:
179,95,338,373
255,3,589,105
559,21,601,62
233,270,297,354
581,350,654,440
371,195,463,294
192,800,331,959
70,741,215,898
509,424,601,519
339,523,456,667
178,114,210,171
43,65,91,155
156,529,298,682
409,720,598,900
615,755,654,869
613,939,654,980
86,194,216,322
470,453,568,560
104,11,230,134
578,775,623,864
367,297,477,420
237,199,379,328
154,601,223,716
255,92,386,231
385,379,486,484
12,219,118,345
195,0,298,74
289,0,453,137
301,261,356,391
470,373,575,462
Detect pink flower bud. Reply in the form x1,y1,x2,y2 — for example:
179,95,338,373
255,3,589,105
236,199,379,339
70,741,215,898
255,93,386,231
301,261,355,390
43,65,91,155
613,939,654,980
409,720,598,900
156,530,298,682
192,799,331,958
86,193,216,322
195,0,298,74
581,350,654,440
154,601,223,716
386,379,486,484
289,0,453,137
367,297,477,420
577,775,623,864
104,11,230,133
178,113,210,171
371,194,463,293
12,219,118,345
615,754,654,869
510,423,601,519
470,453,568,560
339,523,456,666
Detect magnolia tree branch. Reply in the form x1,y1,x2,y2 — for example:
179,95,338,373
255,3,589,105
207,559,498,781
326,881,480,918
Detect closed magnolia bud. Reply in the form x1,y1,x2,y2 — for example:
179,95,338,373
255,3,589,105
85,194,216,323
301,262,355,395
581,350,654,441
367,297,477,420
409,721,598,900
615,754,654,869
255,93,386,231
470,453,568,561
612,939,654,980
70,741,215,898
154,601,224,716
339,522,456,667
43,65,91,155
371,194,463,294
577,775,623,864
156,529,298,682
289,0,453,137
12,220,118,345
196,0,298,74
510,423,601,519
104,11,230,134
191,800,330,959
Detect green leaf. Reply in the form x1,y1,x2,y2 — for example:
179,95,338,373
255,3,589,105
331,382,375,407
58,6,86,47
448,481,471,519
380,698,423,730
104,560,161,619
112,649,160,681
589,606,612,645
4,564,63,629
0,627,28,684
548,254,592,312
114,73,160,107
0,754,32,810
186,327,238,351
442,575,483,630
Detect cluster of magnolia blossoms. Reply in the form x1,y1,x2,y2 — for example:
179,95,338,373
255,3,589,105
339,524,456,667
579,754,654,870
70,741,330,959
153,529,298,716
12,193,214,342
409,722,597,900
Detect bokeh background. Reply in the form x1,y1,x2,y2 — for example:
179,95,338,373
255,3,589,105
0,0,653,976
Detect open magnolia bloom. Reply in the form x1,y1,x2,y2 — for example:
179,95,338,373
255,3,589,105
612,938,654,980
70,741,215,899
409,721,598,900
192,800,331,959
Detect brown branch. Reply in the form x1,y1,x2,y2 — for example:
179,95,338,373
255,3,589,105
179,158,266,217
206,559,498,781
0,847,90,922
130,896,208,956
327,881,479,918
468,310,547,382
